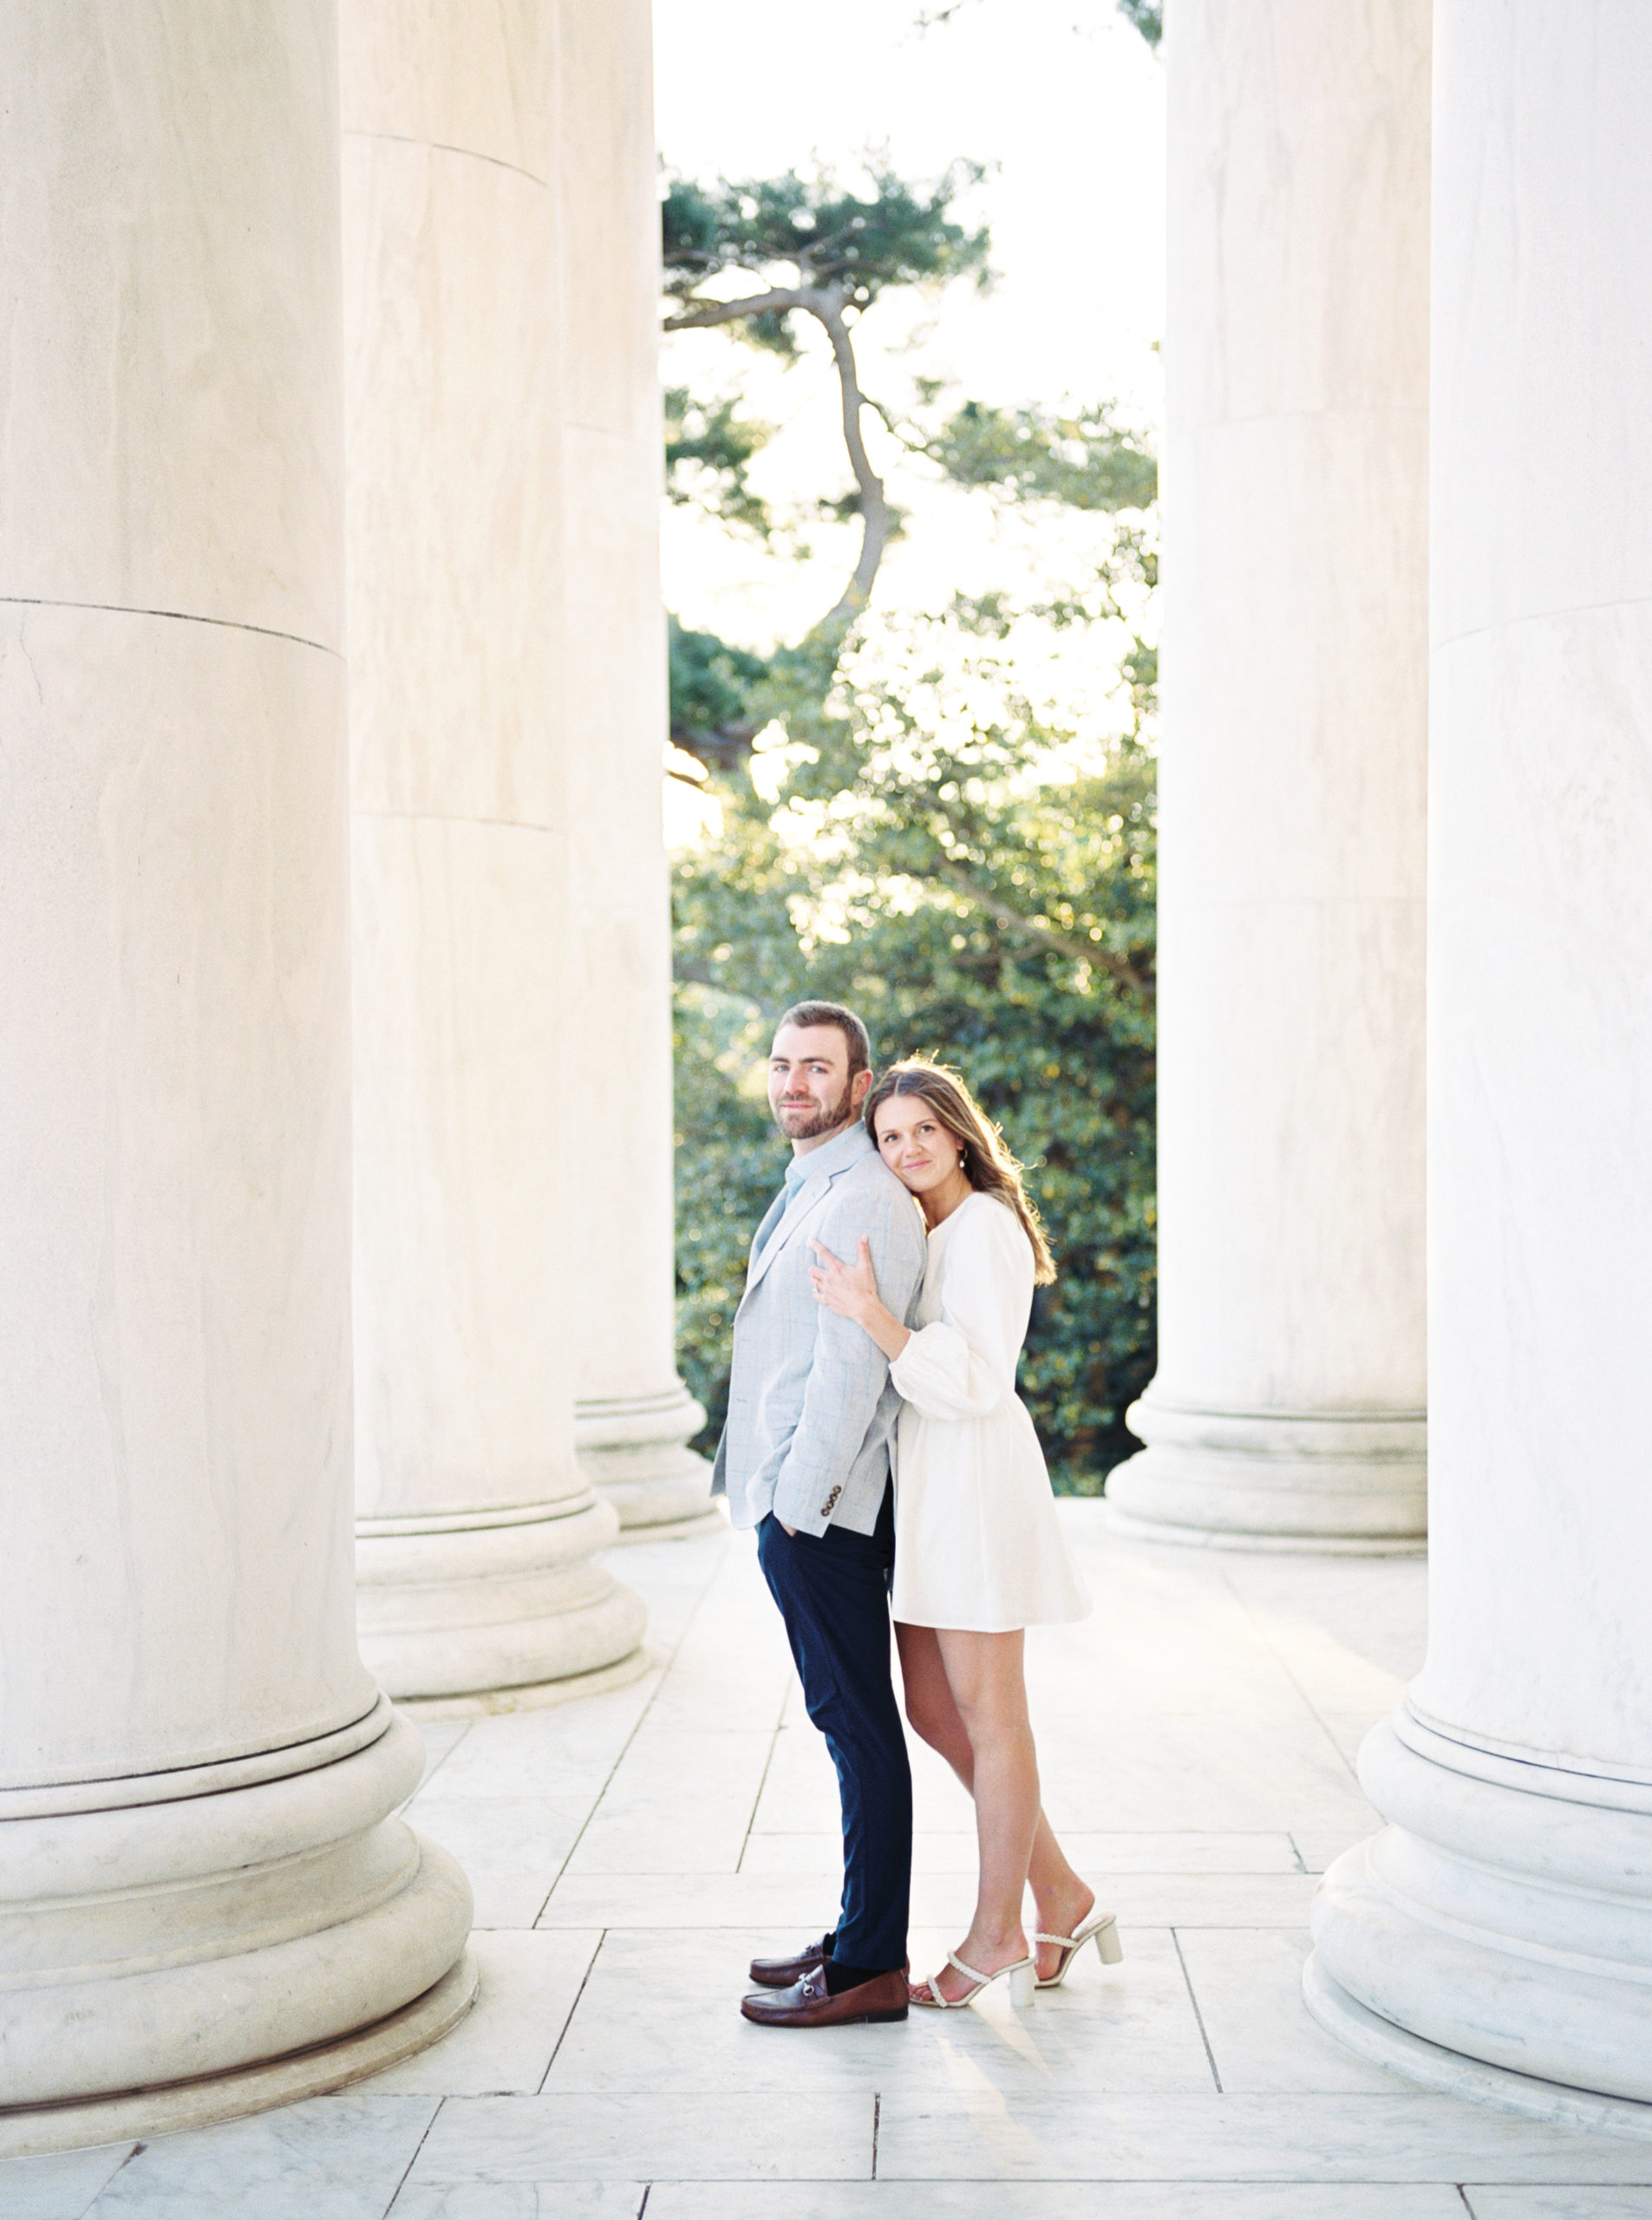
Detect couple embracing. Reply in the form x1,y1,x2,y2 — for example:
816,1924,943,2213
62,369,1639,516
715,1000,1122,2027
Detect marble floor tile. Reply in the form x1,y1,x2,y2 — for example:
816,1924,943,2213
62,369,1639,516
909,1738,987,1832
47,1511,1649,2214
1238,1616,1410,1713
559,1728,775,1875
0,2142,139,2219
1100,1874,1320,1926
875,2092,1652,2183
419,1681,657,1800
636,1643,791,1737
750,1720,979,1839
390,2188,646,2220
750,1720,859,1835
366,1928,601,2094
635,1557,795,1735
739,1829,1306,1877
1320,1710,1389,1768
401,1793,594,1927
647,2186,1472,2220
536,1870,862,1929
1217,1551,1427,1693
1063,1830,1306,1876
407,2092,873,2182
537,1865,1308,1933
741,1827,961,1875
899,1921,1218,2095
1022,1623,1309,1720
594,1531,735,1658
543,1928,913,2098
536,1923,1209,2099
1463,2191,1652,2218
1175,1927,1403,2093
83,2094,439,2218
1027,1710,1375,1838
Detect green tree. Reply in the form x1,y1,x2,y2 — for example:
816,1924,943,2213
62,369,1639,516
663,157,1161,1489
1117,0,1162,47
663,160,991,649
674,559,1158,1487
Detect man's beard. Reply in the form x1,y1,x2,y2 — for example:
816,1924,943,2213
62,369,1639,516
774,1077,857,1140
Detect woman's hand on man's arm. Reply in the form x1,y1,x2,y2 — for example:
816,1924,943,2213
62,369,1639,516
807,1237,912,1362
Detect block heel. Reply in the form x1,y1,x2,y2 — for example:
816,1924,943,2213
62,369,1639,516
1034,1902,1123,1988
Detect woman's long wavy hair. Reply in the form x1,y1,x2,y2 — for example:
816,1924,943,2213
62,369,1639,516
864,1057,1056,1285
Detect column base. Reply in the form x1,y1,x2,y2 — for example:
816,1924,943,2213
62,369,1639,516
356,1494,647,1701
1303,1953,1652,2142
1105,1395,1427,1551
1309,1708,1652,2117
0,1700,473,2151
0,1952,478,2161
398,1643,652,1721
575,1384,721,1539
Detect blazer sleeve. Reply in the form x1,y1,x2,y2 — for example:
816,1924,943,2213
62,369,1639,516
889,1200,1032,1422
769,1177,927,1536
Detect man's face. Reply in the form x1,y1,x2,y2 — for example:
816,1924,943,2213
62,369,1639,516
767,1023,867,1144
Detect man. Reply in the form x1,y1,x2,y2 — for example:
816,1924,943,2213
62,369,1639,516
715,1000,927,2027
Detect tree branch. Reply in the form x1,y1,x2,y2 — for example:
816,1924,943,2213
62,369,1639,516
671,958,787,1032
664,279,889,641
663,286,813,334
809,287,890,631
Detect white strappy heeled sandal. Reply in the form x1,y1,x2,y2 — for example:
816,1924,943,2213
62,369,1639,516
1033,1906,1124,1989
911,1948,1038,2009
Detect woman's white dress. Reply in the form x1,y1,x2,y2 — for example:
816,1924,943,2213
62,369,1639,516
888,1191,1089,1630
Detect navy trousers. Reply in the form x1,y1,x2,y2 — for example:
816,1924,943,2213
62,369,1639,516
756,1487,912,1974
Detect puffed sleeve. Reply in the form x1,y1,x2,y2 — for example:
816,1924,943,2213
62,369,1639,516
889,1198,1034,1421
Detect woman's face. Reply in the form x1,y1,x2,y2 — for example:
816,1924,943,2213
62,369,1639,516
873,1093,965,1197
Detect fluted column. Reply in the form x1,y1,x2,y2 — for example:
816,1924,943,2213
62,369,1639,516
0,3,472,2157
558,0,716,1540
341,2,648,1700
1307,3,1652,2127
1106,0,1431,1548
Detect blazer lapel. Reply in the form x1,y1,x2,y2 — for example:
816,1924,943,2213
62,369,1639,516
741,1173,833,1300
746,1186,788,1274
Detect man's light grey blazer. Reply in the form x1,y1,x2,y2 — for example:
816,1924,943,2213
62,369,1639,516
714,1120,927,1538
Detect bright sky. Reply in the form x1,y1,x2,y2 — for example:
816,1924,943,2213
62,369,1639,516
650,0,1166,834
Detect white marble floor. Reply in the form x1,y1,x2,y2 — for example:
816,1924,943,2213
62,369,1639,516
8,1506,1652,2219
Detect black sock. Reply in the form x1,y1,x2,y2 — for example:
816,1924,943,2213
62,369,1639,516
823,1929,836,1957
824,1956,887,1995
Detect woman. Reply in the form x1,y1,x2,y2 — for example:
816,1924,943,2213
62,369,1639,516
808,1057,1121,2008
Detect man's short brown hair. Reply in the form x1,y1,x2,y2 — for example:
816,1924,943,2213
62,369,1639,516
775,1001,872,1078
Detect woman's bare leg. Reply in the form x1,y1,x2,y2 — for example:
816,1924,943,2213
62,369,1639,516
896,1621,1095,1984
919,1629,1036,2000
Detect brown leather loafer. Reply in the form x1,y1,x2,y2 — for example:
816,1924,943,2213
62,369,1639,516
748,1934,830,1988
741,1962,908,2027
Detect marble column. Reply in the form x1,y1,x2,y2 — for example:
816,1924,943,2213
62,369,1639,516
341,0,648,1700
0,3,473,2157
558,0,717,1540
1106,0,1431,1548
1307,3,1652,2128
